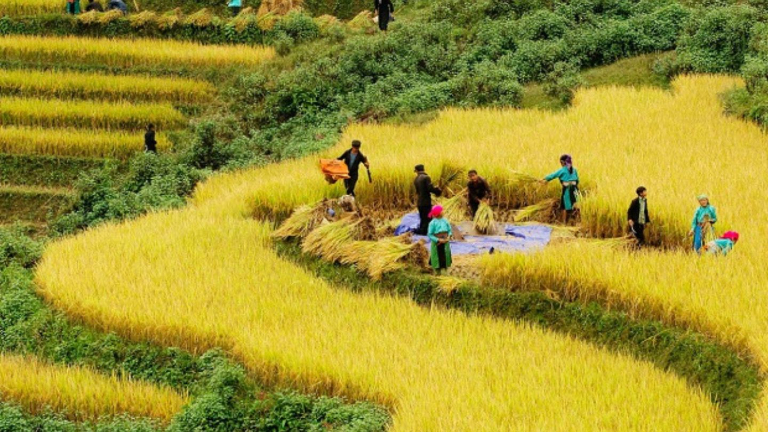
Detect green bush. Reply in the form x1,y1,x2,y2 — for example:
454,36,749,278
0,225,43,268
543,61,584,104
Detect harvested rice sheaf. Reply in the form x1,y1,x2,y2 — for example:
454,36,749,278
302,219,359,262
271,202,327,239
473,202,497,235
438,191,468,224
514,198,558,223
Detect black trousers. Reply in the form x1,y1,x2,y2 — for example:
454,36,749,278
344,175,359,196
416,205,431,235
469,201,480,218
437,242,447,269
633,223,646,245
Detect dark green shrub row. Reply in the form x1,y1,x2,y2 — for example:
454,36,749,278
0,228,390,431
275,240,763,432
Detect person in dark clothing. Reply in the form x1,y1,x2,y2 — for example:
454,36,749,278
85,0,103,11
627,186,650,246
107,0,126,13
337,140,370,197
144,124,157,154
467,169,491,218
414,164,441,235
374,0,394,31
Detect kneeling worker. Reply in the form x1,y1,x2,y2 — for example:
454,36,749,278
467,169,490,218
337,140,370,197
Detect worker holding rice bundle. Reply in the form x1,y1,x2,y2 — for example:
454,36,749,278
427,205,452,275
337,140,370,197
703,231,739,256
540,154,579,224
467,169,491,218
688,194,717,253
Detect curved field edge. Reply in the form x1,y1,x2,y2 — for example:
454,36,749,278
35,210,722,431
0,262,390,431
0,352,188,422
274,240,761,431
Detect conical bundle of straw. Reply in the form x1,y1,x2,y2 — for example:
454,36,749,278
473,202,497,235
438,190,468,224
302,219,359,261
365,238,414,280
271,202,326,239
514,198,558,223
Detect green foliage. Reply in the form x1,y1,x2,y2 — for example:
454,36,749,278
676,4,759,73
0,225,42,269
0,154,112,188
543,61,584,104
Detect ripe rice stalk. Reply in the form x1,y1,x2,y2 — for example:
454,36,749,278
0,0,59,16
231,7,257,32
0,35,275,69
302,219,359,262
365,237,413,280
473,202,497,235
77,10,100,25
338,240,377,271
0,69,214,104
157,9,183,29
347,10,374,30
436,162,464,193
585,236,634,249
98,9,124,25
185,8,213,27
0,96,185,131
438,189,468,223
514,198,558,222
271,202,327,239
435,276,463,294
314,14,340,30
0,126,171,159
129,10,158,28
257,0,303,17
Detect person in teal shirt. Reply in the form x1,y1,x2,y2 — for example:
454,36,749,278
704,231,738,256
688,194,717,253
540,154,579,224
228,0,242,16
427,205,452,274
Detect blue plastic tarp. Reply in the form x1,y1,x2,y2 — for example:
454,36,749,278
394,213,552,255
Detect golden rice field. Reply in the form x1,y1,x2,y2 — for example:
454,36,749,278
0,353,188,422
0,0,57,16
0,35,275,69
0,69,215,103
36,211,720,431
0,126,170,158
0,96,185,130
36,74,768,431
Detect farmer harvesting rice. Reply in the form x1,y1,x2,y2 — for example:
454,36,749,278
144,124,157,154
703,231,739,256
85,0,103,11
627,186,650,246
540,154,579,224
414,164,441,235
337,140,370,197
467,169,491,218
66,0,80,14
688,194,717,253
427,205,452,275
374,0,394,31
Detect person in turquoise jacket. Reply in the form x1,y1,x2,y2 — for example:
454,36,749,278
688,194,717,253
540,154,579,224
228,0,242,16
427,205,452,274
704,231,738,256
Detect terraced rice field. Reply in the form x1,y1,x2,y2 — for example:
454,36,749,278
0,0,59,16
36,75,768,430
0,354,188,421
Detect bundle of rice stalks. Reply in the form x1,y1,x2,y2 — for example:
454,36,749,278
302,219,359,261
98,9,124,25
435,276,463,295
185,8,213,27
437,163,465,194
405,237,430,269
586,236,634,249
374,218,400,238
271,202,326,239
231,7,256,32
129,10,157,28
314,14,339,30
157,9,182,30
354,217,377,241
550,225,580,242
366,238,414,280
257,11,279,30
509,170,540,185
438,190,468,223
473,202,497,235
257,0,303,17
347,10,374,30
513,198,558,223
338,240,377,271
76,11,99,25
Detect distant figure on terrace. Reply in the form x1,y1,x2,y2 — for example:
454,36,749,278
228,0,242,16
85,0,103,11
688,194,717,253
703,231,739,256
107,0,127,14
144,124,157,154
540,154,579,224
467,169,490,218
337,140,370,197
427,205,452,275
374,0,394,31
66,0,80,14
414,164,441,235
627,186,650,247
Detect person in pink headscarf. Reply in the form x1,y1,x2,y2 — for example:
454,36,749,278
427,205,453,274
703,231,739,256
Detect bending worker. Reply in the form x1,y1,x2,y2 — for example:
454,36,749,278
337,140,370,197
467,169,491,218
414,164,441,235
703,231,739,256
627,186,650,246
540,154,579,224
